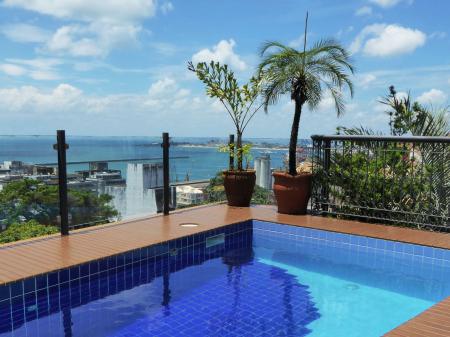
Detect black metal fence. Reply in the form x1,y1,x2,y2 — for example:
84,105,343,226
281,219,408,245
311,135,450,232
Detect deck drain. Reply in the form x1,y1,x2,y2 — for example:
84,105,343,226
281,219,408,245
344,284,360,291
179,223,199,227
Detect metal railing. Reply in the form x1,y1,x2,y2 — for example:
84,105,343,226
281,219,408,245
311,135,450,231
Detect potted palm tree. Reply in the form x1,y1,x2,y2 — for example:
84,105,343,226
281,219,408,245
188,61,263,206
257,13,354,214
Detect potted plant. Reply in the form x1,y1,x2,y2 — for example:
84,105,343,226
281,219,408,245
257,13,354,214
188,61,263,206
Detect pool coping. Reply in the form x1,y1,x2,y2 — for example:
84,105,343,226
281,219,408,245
0,204,448,336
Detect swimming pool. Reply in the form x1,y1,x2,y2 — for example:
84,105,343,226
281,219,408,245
0,220,448,337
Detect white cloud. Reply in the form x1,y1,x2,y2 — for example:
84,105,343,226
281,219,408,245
350,24,426,57
369,0,411,8
7,58,62,69
0,63,27,76
146,77,193,111
160,1,174,14
336,26,354,39
148,77,177,98
429,31,447,39
0,23,50,43
46,25,101,57
317,94,335,111
289,34,305,49
355,6,373,16
192,39,247,71
3,0,156,58
3,0,156,23
29,70,60,81
150,42,178,56
0,82,234,136
45,22,141,57
0,84,82,112
358,73,377,88
1,58,61,80
417,89,448,105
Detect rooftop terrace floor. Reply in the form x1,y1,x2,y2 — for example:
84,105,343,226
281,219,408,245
0,204,448,336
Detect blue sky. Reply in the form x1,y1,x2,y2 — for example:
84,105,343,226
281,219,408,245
0,0,449,138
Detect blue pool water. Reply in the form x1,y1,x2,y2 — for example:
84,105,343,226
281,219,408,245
0,221,449,337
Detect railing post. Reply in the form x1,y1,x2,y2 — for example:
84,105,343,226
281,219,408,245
162,132,170,215
322,139,331,212
54,130,69,236
229,134,235,171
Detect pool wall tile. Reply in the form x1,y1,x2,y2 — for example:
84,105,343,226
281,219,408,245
252,220,450,264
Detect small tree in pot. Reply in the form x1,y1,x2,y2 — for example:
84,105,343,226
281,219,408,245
188,61,263,206
257,13,354,214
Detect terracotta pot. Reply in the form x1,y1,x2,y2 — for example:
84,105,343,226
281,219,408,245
223,170,256,207
272,171,312,214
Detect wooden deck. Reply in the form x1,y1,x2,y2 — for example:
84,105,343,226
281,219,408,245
0,204,449,336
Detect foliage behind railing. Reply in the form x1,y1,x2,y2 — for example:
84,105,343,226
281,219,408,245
311,135,450,231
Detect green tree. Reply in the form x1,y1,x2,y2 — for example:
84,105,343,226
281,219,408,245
257,13,354,175
188,61,263,171
0,220,59,244
0,179,118,229
334,86,449,229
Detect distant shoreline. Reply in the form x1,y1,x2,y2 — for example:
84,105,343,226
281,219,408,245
178,144,291,151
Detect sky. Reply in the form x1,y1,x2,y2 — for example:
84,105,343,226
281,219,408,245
0,0,449,139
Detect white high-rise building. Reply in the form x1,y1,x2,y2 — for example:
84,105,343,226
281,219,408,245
102,163,164,219
254,154,272,189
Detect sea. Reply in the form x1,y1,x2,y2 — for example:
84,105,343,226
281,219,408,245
0,135,311,181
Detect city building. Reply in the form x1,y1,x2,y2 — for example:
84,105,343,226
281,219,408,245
254,154,272,189
176,185,206,206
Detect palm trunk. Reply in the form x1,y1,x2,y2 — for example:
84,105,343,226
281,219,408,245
236,131,243,171
288,99,303,175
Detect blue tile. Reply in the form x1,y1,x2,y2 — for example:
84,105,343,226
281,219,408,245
69,266,80,280
422,246,433,259
116,254,125,267
80,263,90,277
0,299,11,331
413,245,424,256
141,247,149,259
107,256,117,270
99,258,108,272
36,275,47,290
89,260,99,274
182,236,189,248
404,243,414,255
385,240,394,251
434,248,444,260
132,249,141,262
48,272,59,287
394,242,403,253
24,292,37,321
59,269,69,283
0,285,9,302
443,249,450,261
124,251,133,264
10,281,23,298
23,277,36,293
48,285,58,296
